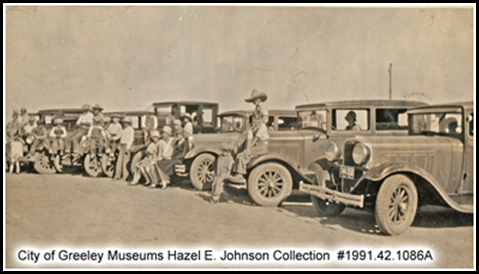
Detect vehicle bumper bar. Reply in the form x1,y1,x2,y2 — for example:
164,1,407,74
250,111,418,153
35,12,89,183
299,182,364,208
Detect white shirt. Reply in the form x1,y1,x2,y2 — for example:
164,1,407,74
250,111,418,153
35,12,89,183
107,123,122,140
120,126,135,150
23,123,36,134
158,138,174,160
76,112,94,127
248,123,269,142
184,122,193,139
49,126,67,138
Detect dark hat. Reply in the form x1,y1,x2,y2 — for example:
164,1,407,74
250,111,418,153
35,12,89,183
92,104,103,111
245,89,267,103
345,111,357,122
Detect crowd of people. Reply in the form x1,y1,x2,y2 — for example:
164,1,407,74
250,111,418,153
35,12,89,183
6,89,272,201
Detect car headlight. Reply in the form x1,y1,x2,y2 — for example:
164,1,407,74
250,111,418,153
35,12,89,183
352,143,370,165
326,142,341,162
25,135,35,145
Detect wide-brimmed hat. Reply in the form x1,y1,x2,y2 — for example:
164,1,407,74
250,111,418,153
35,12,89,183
161,125,172,136
92,104,103,111
245,89,267,103
110,113,122,119
82,104,91,110
147,106,155,114
181,113,193,122
150,130,161,139
345,111,357,122
53,118,64,125
122,117,132,124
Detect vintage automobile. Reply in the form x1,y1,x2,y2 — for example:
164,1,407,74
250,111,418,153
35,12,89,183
180,109,298,190
299,102,473,235
128,101,220,174
185,100,426,207
30,108,111,177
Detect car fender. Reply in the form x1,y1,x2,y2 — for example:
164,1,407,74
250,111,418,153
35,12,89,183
247,153,312,184
355,162,472,213
185,147,221,160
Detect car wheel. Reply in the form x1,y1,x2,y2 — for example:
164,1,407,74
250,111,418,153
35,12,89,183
33,151,57,174
310,168,345,217
84,155,102,177
247,163,292,207
375,174,418,236
101,154,115,178
190,153,215,191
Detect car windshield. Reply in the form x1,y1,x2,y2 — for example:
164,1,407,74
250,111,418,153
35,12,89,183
410,112,463,136
219,115,246,133
297,110,327,131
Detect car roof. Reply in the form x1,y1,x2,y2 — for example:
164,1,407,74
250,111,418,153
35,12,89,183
37,108,85,115
296,100,428,110
219,109,296,117
152,101,219,107
104,110,150,116
407,101,473,114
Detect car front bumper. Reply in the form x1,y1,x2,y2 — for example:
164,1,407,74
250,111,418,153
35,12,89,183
299,182,364,208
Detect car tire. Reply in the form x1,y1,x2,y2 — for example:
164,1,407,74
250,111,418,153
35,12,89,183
310,168,346,217
84,155,102,177
101,154,115,178
33,151,57,174
190,153,215,191
247,163,292,207
375,174,418,236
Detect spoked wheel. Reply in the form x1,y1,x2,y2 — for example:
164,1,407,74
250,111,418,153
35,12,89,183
101,154,116,178
83,155,102,177
247,163,292,207
190,153,215,191
33,151,57,174
375,175,418,236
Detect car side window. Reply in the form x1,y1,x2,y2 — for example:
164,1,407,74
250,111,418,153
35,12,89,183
278,117,298,131
332,109,369,131
376,108,408,130
469,113,474,136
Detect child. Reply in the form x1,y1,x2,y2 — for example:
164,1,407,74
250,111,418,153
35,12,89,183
49,118,67,156
87,116,109,158
210,143,235,203
107,114,123,155
129,130,161,186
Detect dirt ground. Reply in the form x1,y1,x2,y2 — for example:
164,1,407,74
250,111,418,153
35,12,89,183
4,172,475,269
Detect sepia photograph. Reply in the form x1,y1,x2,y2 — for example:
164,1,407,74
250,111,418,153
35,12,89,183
3,4,475,269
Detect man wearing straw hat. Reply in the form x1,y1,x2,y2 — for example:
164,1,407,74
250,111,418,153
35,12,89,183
70,104,94,154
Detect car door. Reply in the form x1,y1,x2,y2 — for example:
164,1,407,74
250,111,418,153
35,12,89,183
462,109,473,194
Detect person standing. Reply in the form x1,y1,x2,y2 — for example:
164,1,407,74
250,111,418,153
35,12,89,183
210,143,235,203
114,117,135,181
18,107,30,128
141,106,158,143
106,114,122,155
70,104,93,154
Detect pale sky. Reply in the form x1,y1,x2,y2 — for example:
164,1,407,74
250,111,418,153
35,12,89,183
5,6,474,117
